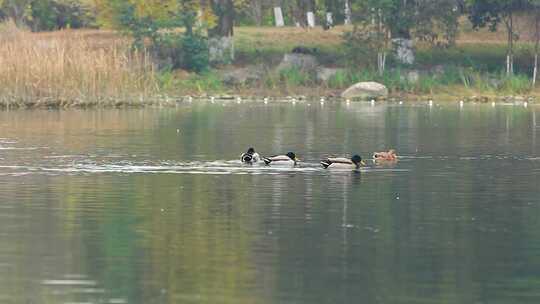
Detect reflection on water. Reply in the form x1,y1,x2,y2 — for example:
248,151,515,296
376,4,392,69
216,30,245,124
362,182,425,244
0,102,539,304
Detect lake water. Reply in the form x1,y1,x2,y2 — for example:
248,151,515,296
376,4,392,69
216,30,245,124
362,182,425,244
0,101,539,304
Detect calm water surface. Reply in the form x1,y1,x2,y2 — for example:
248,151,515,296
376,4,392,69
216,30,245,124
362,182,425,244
0,101,539,304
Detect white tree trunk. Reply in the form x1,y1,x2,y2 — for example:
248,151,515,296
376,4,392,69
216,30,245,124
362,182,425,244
534,54,538,86
506,55,510,76
382,53,386,73
506,54,514,76
344,1,352,25
377,52,386,75
326,12,333,27
274,7,284,27
511,55,514,75
378,53,382,75
307,12,315,28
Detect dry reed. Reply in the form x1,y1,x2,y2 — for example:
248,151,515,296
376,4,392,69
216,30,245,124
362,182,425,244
0,20,160,107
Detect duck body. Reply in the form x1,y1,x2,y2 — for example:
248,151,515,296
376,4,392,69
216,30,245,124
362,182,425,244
321,155,365,170
373,149,397,161
241,147,260,164
263,152,298,166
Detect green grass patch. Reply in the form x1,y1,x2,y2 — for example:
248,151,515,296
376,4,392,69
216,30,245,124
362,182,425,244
499,74,532,94
158,70,225,95
279,68,314,87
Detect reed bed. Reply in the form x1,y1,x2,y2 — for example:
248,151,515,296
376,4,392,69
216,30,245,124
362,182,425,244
0,21,160,107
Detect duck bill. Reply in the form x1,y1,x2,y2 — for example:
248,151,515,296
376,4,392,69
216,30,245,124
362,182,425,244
360,160,367,166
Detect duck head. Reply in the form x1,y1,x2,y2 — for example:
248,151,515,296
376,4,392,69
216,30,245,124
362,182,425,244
351,155,366,166
242,147,256,162
286,152,297,161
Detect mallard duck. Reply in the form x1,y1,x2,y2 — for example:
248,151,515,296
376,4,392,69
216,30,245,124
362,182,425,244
263,152,298,166
372,149,397,161
321,155,366,169
241,147,260,164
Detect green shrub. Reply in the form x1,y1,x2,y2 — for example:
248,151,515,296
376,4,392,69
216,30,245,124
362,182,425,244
416,76,439,93
499,74,532,94
180,72,224,93
152,33,209,73
436,66,462,85
342,29,373,67
29,0,96,31
279,68,313,87
180,34,209,73
327,70,349,88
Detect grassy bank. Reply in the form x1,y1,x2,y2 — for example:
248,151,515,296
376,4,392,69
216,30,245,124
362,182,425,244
0,23,539,108
0,21,159,107
168,26,540,100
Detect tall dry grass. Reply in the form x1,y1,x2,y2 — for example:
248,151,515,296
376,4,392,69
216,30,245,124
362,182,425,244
0,20,160,107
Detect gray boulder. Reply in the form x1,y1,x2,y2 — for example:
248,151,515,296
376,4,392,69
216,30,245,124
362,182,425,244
393,38,415,65
406,70,420,83
209,36,234,64
430,65,446,76
316,67,344,83
341,82,388,99
277,53,318,74
488,78,502,89
398,69,421,84
221,65,265,86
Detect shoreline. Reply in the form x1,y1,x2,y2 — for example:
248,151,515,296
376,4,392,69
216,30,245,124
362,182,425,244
0,91,537,109
2,28,540,109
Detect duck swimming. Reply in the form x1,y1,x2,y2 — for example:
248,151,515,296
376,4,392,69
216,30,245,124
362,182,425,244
321,155,366,169
373,149,397,161
263,152,298,166
241,147,260,164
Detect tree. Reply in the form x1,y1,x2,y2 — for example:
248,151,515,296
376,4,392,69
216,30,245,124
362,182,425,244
29,0,96,31
95,0,244,69
415,0,462,46
314,0,346,29
532,0,540,85
468,0,529,76
207,0,235,63
0,0,96,30
95,0,184,44
0,0,33,26
241,0,263,26
95,0,210,71
345,0,461,69
347,0,394,74
206,0,252,63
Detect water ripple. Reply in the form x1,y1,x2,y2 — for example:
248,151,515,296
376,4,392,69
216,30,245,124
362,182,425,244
0,160,407,176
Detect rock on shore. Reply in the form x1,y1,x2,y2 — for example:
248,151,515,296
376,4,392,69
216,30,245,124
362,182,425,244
341,82,389,99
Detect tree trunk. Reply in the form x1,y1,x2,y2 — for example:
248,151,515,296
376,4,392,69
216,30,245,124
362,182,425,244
344,0,352,25
377,11,386,75
306,11,315,28
7,0,26,27
324,12,333,29
306,0,316,28
210,0,234,37
274,7,285,27
251,0,263,26
505,13,514,76
534,10,540,86
294,0,312,28
534,54,538,86
209,0,235,63
377,52,386,76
